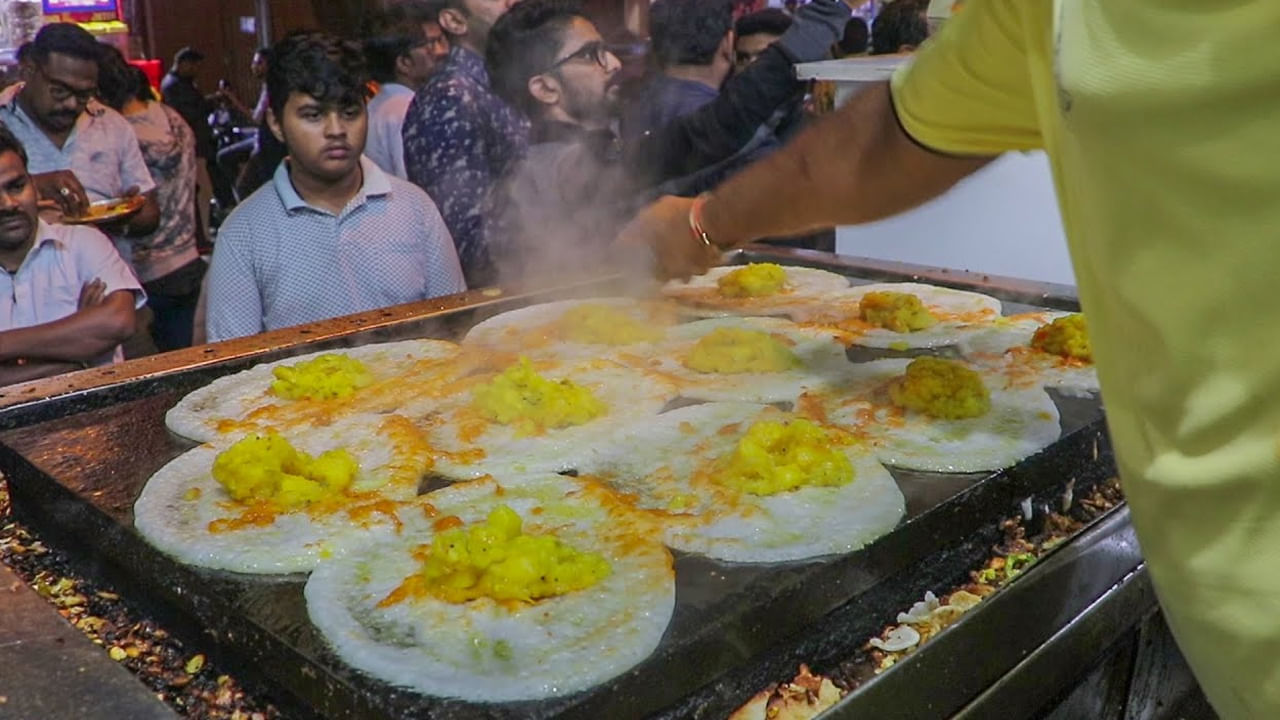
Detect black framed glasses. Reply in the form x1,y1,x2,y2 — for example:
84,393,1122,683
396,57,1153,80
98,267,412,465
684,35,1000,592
543,41,610,72
34,63,96,104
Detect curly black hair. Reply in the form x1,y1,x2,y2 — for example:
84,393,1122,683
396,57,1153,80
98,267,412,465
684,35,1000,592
870,1,928,56
486,0,583,117
734,8,791,41
839,16,869,56
266,31,370,119
649,0,733,68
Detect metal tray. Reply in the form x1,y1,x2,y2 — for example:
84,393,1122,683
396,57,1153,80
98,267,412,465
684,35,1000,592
0,248,1119,719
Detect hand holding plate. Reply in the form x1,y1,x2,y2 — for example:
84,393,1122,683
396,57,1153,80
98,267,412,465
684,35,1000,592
32,170,89,217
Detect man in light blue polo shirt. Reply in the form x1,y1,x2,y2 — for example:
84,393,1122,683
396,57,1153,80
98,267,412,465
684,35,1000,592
0,124,142,384
205,32,465,343
0,23,160,257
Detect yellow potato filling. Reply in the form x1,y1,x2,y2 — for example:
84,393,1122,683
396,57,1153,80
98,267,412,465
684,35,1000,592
558,304,662,345
858,291,938,333
212,432,358,509
717,418,854,495
269,354,374,401
1030,313,1092,362
422,505,611,604
471,356,607,435
888,357,990,420
683,327,800,374
717,263,788,298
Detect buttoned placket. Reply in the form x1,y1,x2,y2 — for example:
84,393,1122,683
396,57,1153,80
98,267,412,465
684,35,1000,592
332,193,369,249
1,240,52,328
0,265,16,328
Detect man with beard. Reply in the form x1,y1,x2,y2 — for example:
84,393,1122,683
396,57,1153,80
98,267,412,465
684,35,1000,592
401,0,528,288
0,124,142,385
482,0,849,283
205,32,464,342
0,23,160,259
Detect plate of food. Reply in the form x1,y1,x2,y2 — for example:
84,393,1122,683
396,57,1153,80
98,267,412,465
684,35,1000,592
64,195,146,225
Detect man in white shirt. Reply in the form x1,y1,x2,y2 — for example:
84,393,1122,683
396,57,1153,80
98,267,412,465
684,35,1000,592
206,32,465,343
2,23,160,268
0,124,143,385
363,2,450,179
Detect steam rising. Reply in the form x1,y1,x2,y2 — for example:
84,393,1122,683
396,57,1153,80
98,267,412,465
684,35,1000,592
483,139,665,296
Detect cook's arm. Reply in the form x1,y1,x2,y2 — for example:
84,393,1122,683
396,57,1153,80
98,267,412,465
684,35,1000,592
618,83,993,277
704,82,992,244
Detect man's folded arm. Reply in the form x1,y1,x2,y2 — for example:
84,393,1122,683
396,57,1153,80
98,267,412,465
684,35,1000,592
0,290,136,364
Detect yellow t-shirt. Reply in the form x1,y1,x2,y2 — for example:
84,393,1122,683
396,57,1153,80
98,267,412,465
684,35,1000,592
892,2,1280,717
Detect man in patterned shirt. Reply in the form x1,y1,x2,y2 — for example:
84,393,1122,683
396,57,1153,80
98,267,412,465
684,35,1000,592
205,32,465,343
402,0,528,288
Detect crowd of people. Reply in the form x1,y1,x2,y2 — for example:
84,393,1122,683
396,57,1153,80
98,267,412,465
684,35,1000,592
0,0,925,375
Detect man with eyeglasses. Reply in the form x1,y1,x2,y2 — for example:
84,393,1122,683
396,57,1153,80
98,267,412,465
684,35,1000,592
401,0,528,288
364,2,452,180
481,0,850,285
0,23,160,260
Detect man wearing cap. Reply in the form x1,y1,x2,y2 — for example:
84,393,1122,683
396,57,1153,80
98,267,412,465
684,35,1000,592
161,47,216,164
161,45,232,211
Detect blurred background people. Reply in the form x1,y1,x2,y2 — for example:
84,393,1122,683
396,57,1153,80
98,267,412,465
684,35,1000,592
99,47,204,352
834,15,869,57
870,0,929,55
161,46,237,220
732,7,791,73
364,1,451,179
620,0,734,142
213,47,272,207
402,0,528,288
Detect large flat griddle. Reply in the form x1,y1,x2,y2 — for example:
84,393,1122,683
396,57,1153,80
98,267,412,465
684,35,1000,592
0,248,1122,719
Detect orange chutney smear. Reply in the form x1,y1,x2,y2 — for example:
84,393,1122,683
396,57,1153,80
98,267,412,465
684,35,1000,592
433,515,464,532
214,418,260,435
794,392,829,424
347,499,405,533
377,573,428,608
378,414,437,485
208,501,279,533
